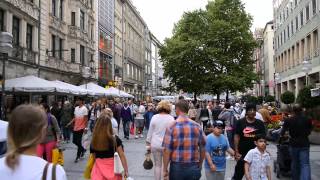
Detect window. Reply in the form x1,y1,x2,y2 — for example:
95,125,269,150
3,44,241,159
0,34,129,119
71,12,75,26
291,21,294,35
51,35,56,57
59,0,63,20
0,9,4,31
306,5,310,21
59,38,63,59
80,45,85,65
287,25,290,38
300,11,304,26
80,10,85,30
295,0,298,6
312,0,317,15
296,16,299,30
12,16,20,46
26,24,32,50
52,0,56,16
71,48,75,63
284,30,286,42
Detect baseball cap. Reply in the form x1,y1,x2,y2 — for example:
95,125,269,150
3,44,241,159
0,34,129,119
213,120,224,127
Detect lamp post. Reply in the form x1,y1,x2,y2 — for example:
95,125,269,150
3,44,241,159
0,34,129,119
302,58,312,86
260,79,265,98
0,32,13,120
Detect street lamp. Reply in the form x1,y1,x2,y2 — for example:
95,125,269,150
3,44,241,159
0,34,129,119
302,58,312,86
0,32,13,120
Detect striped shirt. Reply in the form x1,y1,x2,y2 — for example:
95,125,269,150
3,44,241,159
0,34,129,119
162,115,206,163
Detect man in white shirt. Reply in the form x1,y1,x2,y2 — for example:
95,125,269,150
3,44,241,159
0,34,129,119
240,109,264,121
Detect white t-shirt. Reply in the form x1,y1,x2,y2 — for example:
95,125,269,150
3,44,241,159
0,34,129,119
0,120,8,142
135,105,146,120
146,114,175,149
0,155,67,180
74,106,88,118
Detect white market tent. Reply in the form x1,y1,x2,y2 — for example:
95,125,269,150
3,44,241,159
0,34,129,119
5,75,70,94
52,80,94,96
79,82,119,97
106,87,134,98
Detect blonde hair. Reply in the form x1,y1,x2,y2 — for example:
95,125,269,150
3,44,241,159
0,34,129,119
104,108,114,117
6,105,47,170
156,100,171,114
91,112,114,151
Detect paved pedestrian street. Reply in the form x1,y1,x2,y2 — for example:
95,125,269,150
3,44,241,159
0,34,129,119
62,132,320,180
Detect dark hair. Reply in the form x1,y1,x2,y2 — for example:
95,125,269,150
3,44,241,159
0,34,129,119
246,103,256,112
41,103,50,113
175,100,189,113
178,96,185,100
77,97,84,101
254,134,266,141
195,104,200,109
224,102,231,109
292,104,303,114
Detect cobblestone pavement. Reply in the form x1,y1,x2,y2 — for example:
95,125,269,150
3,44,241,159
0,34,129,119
63,131,320,180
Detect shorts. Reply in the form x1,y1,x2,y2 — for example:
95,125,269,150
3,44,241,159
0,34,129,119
135,118,145,128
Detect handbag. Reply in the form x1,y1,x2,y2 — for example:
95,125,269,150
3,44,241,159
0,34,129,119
52,148,64,166
130,123,135,135
83,153,95,179
143,152,153,170
113,137,124,175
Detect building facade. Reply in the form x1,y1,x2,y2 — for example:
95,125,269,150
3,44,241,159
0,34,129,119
144,28,152,96
98,0,114,86
122,0,146,100
251,28,264,96
114,0,124,84
262,21,275,96
273,0,320,99
0,0,98,85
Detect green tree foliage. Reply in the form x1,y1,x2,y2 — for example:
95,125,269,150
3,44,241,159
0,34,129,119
297,87,320,109
159,0,257,97
281,91,295,105
265,95,275,103
257,96,264,104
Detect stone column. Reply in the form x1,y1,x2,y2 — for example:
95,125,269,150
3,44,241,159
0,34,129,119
287,80,291,92
295,78,300,98
32,27,39,52
20,19,27,48
4,11,12,34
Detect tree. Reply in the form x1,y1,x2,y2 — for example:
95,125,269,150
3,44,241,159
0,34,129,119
281,91,295,105
297,87,320,109
265,95,275,103
257,96,264,104
160,0,257,99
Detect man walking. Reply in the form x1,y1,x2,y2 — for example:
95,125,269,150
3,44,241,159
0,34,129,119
67,98,88,163
218,102,236,149
163,100,206,180
281,105,312,180
121,102,132,140
232,103,266,180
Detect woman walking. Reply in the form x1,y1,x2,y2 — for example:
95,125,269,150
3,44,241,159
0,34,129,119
0,104,67,179
37,103,61,162
146,100,175,180
91,112,129,180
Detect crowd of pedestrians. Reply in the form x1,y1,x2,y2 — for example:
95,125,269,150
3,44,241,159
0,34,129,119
0,95,314,180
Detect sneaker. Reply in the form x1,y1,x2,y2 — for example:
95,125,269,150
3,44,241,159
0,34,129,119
74,157,79,163
135,135,139,139
125,136,129,140
140,134,144,138
80,149,86,158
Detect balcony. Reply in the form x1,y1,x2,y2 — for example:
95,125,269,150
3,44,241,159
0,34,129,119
45,57,81,74
5,0,40,20
10,45,23,61
25,50,36,64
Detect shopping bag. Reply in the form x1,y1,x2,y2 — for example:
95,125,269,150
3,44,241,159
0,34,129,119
143,152,153,170
114,152,124,174
82,132,91,150
52,148,64,166
130,123,135,135
83,153,95,179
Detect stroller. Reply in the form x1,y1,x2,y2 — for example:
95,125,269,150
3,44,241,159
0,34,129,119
273,135,291,178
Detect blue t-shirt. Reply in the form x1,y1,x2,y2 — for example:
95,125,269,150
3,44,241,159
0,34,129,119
205,134,230,171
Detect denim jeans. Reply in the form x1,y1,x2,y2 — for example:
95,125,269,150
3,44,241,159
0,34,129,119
290,147,311,180
73,130,85,158
123,120,130,138
62,126,71,141
169,162,201,180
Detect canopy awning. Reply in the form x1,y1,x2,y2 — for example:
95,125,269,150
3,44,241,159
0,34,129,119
79,83,119,97
106,87,134,98
5,75,70,93
52,80,94,96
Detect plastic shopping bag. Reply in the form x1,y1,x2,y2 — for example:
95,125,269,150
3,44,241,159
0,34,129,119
82,132,91,150
83,153,95,179
129,123,135,135
52,148,64,166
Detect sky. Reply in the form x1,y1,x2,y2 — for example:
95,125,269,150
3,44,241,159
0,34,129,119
131,0,273,42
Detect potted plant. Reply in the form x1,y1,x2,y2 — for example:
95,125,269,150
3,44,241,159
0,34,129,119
297,87,320,144
280,91,295,107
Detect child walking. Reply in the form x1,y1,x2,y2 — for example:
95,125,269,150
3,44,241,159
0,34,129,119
244,135,272,180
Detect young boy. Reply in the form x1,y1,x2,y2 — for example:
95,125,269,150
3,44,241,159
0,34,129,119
205,120,235,180
244,135,272,180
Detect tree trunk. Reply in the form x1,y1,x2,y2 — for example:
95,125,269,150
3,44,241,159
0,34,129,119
226,90,229,102
217,93,220,101
194,92,197,103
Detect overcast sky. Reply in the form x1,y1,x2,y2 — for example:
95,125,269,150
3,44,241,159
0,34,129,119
131,0,273,42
